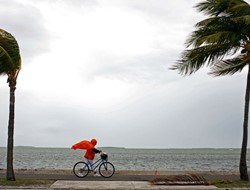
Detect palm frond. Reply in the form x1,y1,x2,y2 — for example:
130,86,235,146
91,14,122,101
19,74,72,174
195,0,248,17
210,55,247,76
232,15,250,24
171,43,238,75
0,29,21,76
195,17,216,27
195,31,242,47
187,19,230,47
0,46,14,75
228,1,250,17
187,16,246,48
195,0,232,16
228,1,250,24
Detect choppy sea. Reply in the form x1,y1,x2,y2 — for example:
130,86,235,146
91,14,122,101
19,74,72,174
0,147,249,171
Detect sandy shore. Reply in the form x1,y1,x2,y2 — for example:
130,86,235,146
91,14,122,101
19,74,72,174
0,168,240,176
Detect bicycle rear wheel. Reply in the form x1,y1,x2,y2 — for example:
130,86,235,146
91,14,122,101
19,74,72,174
73,161,89,178
99,161,115,178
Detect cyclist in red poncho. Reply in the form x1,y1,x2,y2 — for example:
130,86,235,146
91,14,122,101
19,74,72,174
72,138,101,176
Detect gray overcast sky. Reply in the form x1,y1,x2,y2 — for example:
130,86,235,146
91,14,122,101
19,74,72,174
0,0,249,148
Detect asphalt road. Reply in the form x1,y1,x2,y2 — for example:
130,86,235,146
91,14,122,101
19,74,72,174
0,172,240,181
0,172,154,181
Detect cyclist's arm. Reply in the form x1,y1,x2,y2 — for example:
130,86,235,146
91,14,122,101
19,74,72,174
91,148,101,153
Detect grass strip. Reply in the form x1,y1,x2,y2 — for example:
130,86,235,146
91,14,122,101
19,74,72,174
0,178,55,187
209,179,250,188
151,175,250,188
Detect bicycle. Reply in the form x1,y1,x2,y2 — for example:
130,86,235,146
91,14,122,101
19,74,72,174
73,152,115,178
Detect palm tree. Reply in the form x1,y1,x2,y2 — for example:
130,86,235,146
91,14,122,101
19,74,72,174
171,0,250,180
0,28,21,181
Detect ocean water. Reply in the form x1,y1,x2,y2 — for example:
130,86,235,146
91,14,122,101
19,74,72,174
0,147,248,171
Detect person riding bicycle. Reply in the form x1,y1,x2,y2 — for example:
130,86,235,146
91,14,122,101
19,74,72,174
72,139,115,178
72,138,102,176
84,138,102,176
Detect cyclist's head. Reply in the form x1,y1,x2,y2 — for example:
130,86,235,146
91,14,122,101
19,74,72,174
90,138,97,146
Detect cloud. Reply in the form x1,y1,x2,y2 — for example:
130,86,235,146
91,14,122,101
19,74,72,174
48,0,99,10
90,51,173,84
0,0,50,61
63,0,205,86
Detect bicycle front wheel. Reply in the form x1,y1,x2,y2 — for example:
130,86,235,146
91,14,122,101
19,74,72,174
73,161,89,178
99,161,115,178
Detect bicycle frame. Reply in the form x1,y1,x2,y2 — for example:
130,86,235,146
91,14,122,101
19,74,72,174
86,158,106,171
73,154,115,178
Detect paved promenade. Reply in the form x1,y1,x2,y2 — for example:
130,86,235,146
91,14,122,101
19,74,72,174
51,180,217,189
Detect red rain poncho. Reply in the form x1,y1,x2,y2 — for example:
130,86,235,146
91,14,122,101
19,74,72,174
71,140,94,150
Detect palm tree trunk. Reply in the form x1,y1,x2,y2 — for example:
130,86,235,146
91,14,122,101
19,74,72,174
6,80,16,181
240,64,250,181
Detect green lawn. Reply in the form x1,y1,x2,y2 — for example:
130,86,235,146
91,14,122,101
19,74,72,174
150,175,250,188
210,179,250,188
0,178,55,187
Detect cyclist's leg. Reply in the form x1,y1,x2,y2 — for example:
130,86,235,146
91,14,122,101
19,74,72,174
85,158,93,171
85,158,100,176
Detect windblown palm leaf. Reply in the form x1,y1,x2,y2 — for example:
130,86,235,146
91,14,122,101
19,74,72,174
0,29,21,76
190,17,246,47
195,0,248,17
174,43,236,75
210,56,246,76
